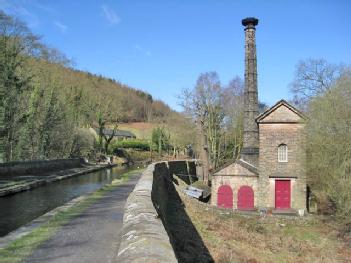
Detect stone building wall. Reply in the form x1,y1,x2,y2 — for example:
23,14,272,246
258,122,306,210
211,175,258,209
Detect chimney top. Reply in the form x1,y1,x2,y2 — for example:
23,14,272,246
242,17,259,27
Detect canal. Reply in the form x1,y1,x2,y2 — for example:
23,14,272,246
0,166,131,237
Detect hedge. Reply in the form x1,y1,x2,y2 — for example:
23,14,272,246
112,140,150,151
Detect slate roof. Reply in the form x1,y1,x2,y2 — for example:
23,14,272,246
97,129,136,138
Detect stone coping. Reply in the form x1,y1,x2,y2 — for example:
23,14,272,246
115,163,177,263
212,173,259,177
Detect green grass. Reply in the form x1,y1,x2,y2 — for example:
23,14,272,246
0,168,144,263
282,224,322,242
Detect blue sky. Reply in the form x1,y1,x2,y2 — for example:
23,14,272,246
1,0,350,111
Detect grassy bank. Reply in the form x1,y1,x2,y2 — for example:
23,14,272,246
0,168,143,263
179,191,351,262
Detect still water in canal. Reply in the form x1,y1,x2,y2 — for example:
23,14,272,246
0,166,130,237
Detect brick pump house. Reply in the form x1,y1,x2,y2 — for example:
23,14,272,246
211,17,307,213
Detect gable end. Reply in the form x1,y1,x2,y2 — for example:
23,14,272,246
256,99,307,123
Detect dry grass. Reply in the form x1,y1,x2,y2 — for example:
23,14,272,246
179,191,351,263
118,122,156,140
119,122,155,130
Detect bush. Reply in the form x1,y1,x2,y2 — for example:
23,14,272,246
306,76,351,218
112,139,150,151
70,128,95,158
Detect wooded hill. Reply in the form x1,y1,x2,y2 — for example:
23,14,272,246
29,59,173,124
0,11,194,162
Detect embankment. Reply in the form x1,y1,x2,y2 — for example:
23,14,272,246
0,158,85,176
0,159,113,197
116,160,213,263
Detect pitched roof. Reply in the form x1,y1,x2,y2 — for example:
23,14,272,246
212,159,258,177
97,129,136,138
256,99,307,123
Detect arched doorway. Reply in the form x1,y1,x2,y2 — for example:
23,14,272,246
237,186,254,210
217,185,233,209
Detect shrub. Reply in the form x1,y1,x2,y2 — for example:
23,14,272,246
70,128,95,157
112,139,150,151
306,76,351,218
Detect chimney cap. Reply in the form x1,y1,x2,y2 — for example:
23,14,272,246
242,17,259,27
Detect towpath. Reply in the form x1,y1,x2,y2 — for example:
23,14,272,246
24,172,141,263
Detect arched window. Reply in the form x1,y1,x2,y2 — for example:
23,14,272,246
278,144,288,162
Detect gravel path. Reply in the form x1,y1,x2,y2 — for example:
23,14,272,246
24,172,141,263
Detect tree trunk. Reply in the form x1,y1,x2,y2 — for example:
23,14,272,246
197,117,209,183
158,135,162,155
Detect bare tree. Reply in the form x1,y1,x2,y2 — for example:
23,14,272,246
222,77,244,160
290,58,348,107
94,97,119,154
165,112,196,159
102,122,118,154
179,72,225,182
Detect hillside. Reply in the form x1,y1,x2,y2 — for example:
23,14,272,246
0,11,195,162
118,122,156,140
28,59,173,124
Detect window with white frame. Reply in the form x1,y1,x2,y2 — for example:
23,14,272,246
278,144,288,162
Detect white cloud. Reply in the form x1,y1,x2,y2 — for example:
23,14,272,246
134,45,142,51
54,21,67,33
0,0,39,28
134,44,152,57
35,2,57,15
102,4,121,25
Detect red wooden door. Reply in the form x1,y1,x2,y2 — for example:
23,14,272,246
237,186,254,210
217,185,233,209
275,180,291,209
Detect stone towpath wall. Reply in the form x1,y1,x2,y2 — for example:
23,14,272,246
115,160,198,263
0,159,114,197
0,158,85,176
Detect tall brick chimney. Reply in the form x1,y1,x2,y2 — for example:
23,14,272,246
241,17,259,167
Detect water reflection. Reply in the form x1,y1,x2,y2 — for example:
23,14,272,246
0,166,129,237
